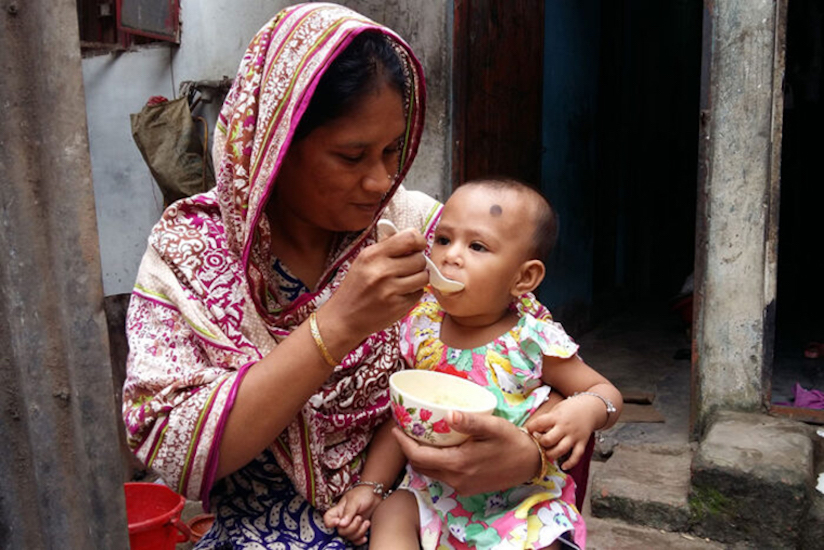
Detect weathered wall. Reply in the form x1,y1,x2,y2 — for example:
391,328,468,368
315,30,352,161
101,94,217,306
0,0,129,547
693,0,785,432
349,0,452,203
83,0,451,296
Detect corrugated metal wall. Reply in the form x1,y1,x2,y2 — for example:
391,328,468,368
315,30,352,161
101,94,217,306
0,1,130,548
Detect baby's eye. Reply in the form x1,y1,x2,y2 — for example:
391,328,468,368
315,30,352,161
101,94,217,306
435,236,450,246
470,242,487,252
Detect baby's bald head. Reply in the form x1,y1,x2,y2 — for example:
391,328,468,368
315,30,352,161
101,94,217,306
457,177,557,262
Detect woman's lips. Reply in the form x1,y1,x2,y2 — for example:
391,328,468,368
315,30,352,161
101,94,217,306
354,201,381,212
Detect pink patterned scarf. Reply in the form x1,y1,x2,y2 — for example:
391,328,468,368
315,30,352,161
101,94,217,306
122,3,437,510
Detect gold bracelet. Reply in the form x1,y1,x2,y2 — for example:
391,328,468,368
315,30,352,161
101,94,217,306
308,312,338,368
519,426,548,483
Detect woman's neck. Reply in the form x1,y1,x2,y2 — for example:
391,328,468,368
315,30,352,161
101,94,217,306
440,309,519,350
266,207,335,291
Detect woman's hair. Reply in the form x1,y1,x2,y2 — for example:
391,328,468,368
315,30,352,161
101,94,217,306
462,177,558,262
293,31,406,141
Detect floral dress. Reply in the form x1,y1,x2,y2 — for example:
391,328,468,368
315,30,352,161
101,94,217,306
397,292,586,550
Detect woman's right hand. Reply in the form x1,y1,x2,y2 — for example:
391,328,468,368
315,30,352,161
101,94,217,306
392,411,542,495
216,228,426,480
321,228,429,349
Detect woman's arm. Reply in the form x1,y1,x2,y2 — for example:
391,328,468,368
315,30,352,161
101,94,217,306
216,230,428,479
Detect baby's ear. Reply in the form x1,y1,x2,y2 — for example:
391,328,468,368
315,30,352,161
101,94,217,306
511,259,545,297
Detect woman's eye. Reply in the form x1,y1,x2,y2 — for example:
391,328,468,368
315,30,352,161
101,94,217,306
470,242,487,252
384,139,403,156
339,153,363,163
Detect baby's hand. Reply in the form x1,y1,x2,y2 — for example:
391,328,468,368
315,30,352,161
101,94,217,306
322,485,383,545
524,397,599,471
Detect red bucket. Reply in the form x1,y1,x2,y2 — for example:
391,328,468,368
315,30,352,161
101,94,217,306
124,482,191,550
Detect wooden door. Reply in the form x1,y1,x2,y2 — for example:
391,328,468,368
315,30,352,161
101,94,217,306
453,0,545,188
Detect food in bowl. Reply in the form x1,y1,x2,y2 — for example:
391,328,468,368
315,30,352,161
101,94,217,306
389,370,497,447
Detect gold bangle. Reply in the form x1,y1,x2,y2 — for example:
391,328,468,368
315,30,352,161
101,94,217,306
308,312,338,368
519,426,548,483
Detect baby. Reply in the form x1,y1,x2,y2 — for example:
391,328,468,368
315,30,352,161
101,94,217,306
324,178,623,550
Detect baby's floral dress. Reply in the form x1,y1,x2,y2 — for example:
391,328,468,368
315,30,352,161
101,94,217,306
397,291,586,550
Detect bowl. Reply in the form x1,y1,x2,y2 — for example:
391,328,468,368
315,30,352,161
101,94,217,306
389,370,497,447
186,513,215,543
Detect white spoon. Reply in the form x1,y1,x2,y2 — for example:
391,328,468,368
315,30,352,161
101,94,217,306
376,219,465,294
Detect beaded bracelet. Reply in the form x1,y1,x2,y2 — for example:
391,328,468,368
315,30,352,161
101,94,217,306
351,480,390,499
308,312,338,368
518,427,548,483
569,391,617,430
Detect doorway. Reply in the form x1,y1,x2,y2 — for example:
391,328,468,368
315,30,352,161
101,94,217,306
453,0,705,441
770,0,824,422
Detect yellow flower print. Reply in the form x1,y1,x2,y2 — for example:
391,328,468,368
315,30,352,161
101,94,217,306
546,344,574,358
487,350,524,405
415,339,445,372
513,493,553,520
418,300,443,323
486,349,513,375
525,515,543,547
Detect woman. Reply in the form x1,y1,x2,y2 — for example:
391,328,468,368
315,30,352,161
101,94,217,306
123,4,555,548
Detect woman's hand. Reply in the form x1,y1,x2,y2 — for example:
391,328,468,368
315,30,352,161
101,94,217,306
216,230,427,481
321,229,428,352
391,411,541,495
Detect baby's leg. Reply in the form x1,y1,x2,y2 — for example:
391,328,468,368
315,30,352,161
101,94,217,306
368,489,419,550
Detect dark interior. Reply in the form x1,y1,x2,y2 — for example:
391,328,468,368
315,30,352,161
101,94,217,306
772,0,824,405
540,0,703,334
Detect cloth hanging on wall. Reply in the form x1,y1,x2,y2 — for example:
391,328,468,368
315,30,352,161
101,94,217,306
130,95,215,206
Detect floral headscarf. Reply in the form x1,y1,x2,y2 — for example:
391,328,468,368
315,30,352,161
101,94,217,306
123,2,437,510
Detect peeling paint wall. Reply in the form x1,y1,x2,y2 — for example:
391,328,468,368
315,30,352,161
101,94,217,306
83,0,450,296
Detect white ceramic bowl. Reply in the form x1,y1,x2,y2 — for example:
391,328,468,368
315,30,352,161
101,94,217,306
389,370,497,447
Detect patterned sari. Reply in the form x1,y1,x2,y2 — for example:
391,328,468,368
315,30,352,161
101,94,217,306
122,4,438,547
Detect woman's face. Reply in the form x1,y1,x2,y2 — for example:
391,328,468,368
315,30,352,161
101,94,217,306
273,82,406,233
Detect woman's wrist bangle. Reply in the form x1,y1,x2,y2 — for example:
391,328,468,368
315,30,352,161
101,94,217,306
569,391,617,430
308,312,339,368
519,426,547,483
351,480,391,499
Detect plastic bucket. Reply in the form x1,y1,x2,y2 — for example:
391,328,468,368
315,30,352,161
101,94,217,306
124,482,191,550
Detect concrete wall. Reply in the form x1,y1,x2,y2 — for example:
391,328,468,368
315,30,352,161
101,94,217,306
83,0,451,296
693,0,785,431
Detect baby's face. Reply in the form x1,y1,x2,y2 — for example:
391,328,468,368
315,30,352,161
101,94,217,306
430,185,535,322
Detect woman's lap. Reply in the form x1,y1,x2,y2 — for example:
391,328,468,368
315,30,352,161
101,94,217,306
195,450,354,550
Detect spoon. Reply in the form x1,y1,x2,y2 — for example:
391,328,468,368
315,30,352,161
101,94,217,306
376,219,465,294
